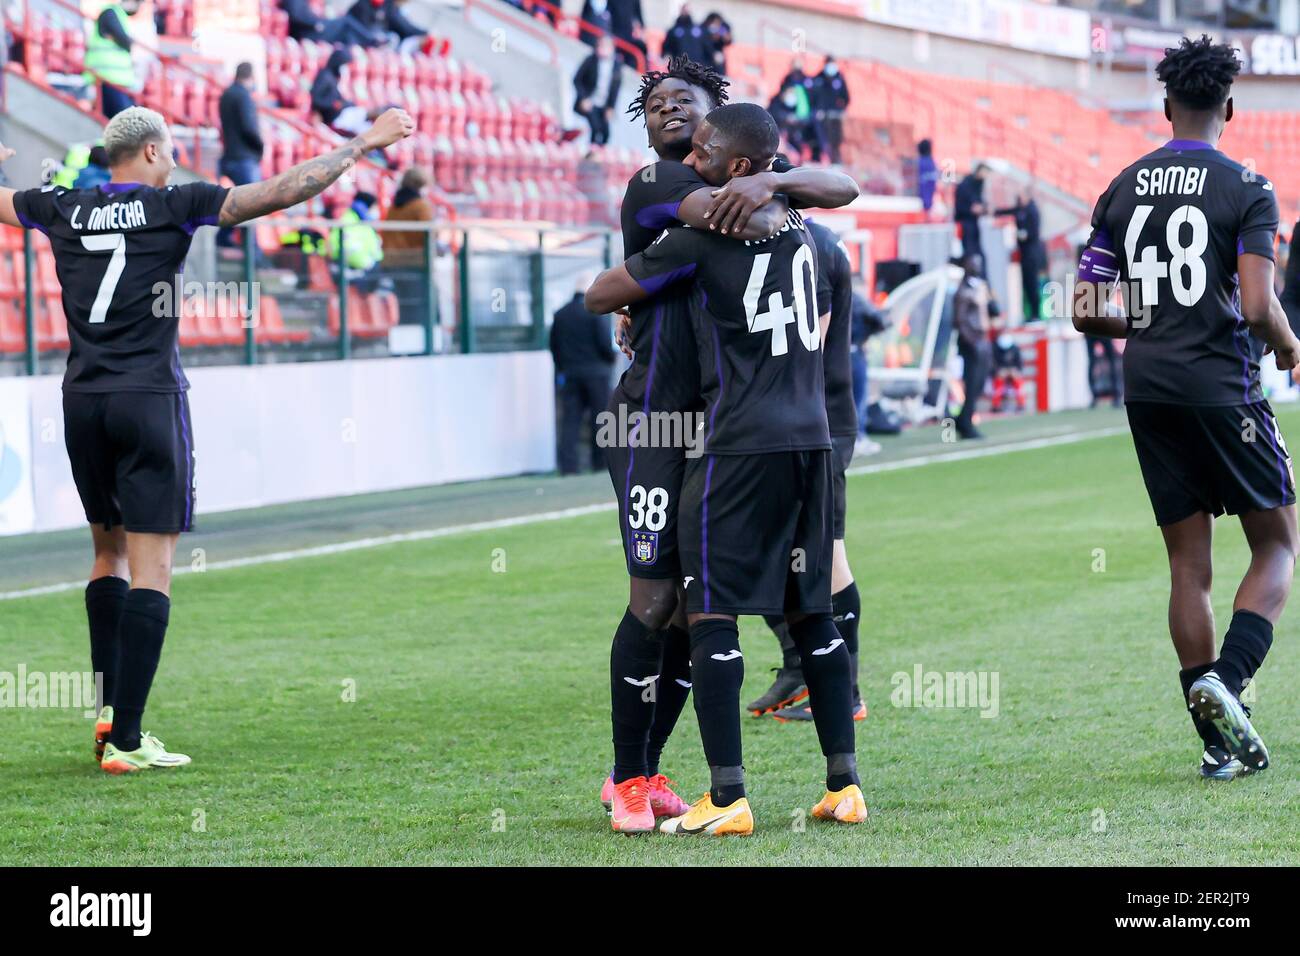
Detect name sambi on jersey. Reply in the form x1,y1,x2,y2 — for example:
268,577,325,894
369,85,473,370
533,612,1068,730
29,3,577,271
1079,140,1279,405
626,210,831,455
13,181,229,393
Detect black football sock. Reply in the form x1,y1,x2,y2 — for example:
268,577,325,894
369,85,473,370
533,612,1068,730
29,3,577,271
689,618,745,806
646,624,691,777
85,576,129,712
610,608,662,783
764,614,802,669
108,589,170,752
1179,663,1224,750
832,582,861,704
1214,610,1274,698
790,614,858,791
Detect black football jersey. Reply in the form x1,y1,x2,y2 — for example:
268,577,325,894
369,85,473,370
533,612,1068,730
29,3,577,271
1081,140,1279,405
14,181,229,393
615,161,712,414
626,210,831,455
808,219,856,437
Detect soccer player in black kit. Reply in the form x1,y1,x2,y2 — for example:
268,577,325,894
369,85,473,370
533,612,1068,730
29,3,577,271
1073,37,1300,780
597,58,858,833
590,103,866,834
0,105,414,772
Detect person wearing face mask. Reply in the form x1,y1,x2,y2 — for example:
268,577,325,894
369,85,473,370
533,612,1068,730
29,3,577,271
702,11,732,76
769,85,810,158
814,56,850,164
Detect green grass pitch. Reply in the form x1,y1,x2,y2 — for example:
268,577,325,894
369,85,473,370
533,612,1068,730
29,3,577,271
3,409,1298,865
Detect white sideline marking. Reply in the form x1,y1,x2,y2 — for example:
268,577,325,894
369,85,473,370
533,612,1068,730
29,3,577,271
0,425,1127,602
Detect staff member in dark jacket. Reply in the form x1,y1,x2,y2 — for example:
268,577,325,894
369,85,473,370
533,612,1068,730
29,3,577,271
661,6,709,65
573,36,621,147
551,275,616,474
995,191,1044,320
952,253,996,440
217,62,263,248
954,163,990,266
813,56,849,163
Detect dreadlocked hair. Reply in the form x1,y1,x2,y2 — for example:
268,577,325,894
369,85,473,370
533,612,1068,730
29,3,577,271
626,55,730,120
1156,35,1241,110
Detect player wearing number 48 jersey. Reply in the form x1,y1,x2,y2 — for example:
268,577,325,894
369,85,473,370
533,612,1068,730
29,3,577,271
0,104,415,773
1073,36,1300,781
589,103,866,835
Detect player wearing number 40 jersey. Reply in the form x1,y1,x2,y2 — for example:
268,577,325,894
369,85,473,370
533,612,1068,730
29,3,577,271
589,103,866,835
1073,36,1300,781
596,57,859,834
0,105,415,773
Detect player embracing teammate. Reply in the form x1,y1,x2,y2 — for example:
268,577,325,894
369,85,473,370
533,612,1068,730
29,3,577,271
591,103,865,835
594,58,859,834
1074,36,1299,779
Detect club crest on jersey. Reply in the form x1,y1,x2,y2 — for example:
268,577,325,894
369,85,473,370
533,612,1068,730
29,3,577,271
631,530,658,566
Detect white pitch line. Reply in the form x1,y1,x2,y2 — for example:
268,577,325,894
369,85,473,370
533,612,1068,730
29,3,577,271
0,424,1127,602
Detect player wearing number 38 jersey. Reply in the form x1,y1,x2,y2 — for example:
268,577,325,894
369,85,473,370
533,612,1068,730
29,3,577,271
1074,37,1300,784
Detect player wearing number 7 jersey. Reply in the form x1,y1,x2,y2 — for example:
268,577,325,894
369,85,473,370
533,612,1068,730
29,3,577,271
1073,36,1300,781
0,104,414,773
588,103,865,834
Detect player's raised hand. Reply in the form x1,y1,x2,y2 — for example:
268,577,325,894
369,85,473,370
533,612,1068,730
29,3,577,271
0,140,15,164
705,173,776,235
363,109,416,151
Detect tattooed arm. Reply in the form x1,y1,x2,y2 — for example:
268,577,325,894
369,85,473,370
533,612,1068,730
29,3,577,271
217,108,415,227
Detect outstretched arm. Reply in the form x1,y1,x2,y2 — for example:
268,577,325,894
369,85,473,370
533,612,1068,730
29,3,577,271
704,167,859,235
217,108,414,226
586,265,648,316
0,142,20,227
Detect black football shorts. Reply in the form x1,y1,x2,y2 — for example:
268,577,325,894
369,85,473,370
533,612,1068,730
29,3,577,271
605,428,686,580
63,390,197,534
830,434,855,540
679,450,834,616
1127,400,1296,526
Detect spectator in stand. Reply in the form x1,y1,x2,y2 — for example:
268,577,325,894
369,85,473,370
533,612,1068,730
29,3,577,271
573,35,621,147
994,191,1045,321
311,48,393,142
769,85,810,159
217,62,264,249
550,273,616,475
813,55,849,163
73,145,112,190
328,191,385,294
343,0,428,52
280,0,381,46
607,0,644,67
383,168,436,326
580,0,613,47
84,0,143,119
954,162,990,266
916,139,939,212
661,4,710,66
776,57,818,158
702,11,731,76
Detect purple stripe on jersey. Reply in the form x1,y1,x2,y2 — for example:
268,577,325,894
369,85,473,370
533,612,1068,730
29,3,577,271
15,209,49,236
635,200,684,231
700,455,716,613
181,214,221,236
1237,237,1246,257
636,262,697,297
1227,276,1257,403
100,182,144,193
178,393,194,531
623,305,663,561
1163,139,1215,151
705,317,724,448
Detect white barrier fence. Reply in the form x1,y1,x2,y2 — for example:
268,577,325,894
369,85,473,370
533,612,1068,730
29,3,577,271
0,352,557,536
